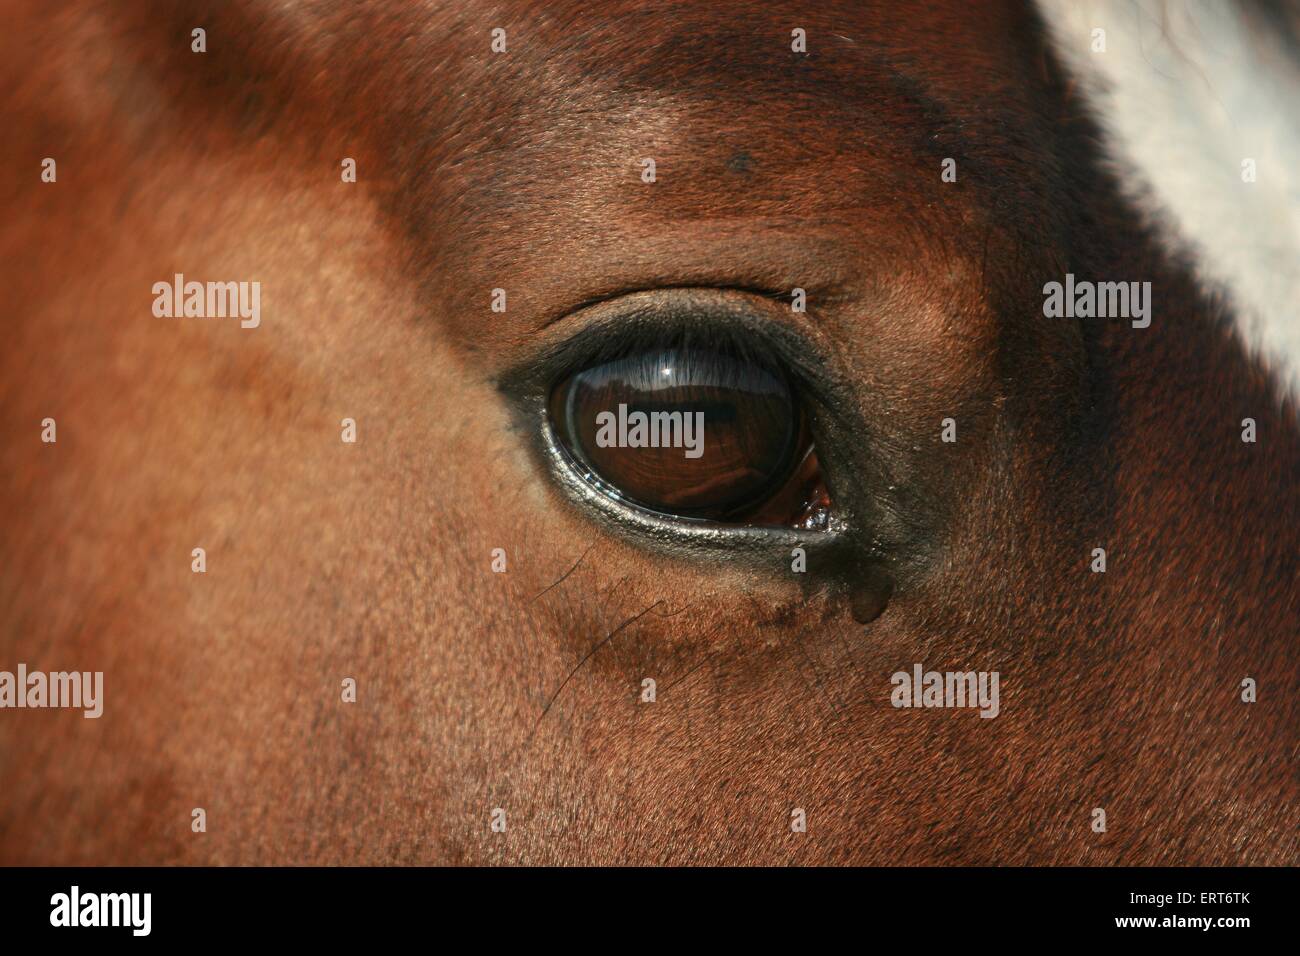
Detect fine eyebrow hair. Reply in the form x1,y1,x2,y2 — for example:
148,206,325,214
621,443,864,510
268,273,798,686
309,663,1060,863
407,16,1051,245
382,5,1077,320
440,19,983,171
603,24,976,158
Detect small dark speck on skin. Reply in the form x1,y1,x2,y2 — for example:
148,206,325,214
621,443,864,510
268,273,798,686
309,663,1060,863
727,150,754,174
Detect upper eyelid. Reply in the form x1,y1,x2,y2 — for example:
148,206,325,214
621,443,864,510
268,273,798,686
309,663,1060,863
535,283,797,333
496,286,843,409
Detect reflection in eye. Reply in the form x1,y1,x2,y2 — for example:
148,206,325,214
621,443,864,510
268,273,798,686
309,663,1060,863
548,346,832,527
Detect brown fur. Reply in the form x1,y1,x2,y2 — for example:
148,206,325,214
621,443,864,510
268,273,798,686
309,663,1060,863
0,0,1295,864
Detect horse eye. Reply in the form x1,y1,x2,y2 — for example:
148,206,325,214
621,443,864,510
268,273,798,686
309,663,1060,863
547,347,831,526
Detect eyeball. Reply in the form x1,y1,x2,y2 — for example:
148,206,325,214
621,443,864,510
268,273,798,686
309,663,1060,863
547,345,830,526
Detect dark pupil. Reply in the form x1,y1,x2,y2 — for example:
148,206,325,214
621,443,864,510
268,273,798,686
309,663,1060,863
549,347,801,519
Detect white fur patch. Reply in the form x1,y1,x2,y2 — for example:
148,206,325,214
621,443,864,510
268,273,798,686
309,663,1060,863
1036,0,1300,392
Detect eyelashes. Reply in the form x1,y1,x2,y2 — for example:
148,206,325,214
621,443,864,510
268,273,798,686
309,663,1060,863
545,335,834,528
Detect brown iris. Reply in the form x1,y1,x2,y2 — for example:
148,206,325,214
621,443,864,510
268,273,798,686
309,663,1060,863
548,346,824,523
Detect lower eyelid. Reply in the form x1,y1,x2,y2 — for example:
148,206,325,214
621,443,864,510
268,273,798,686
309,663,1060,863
542,415,843,546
